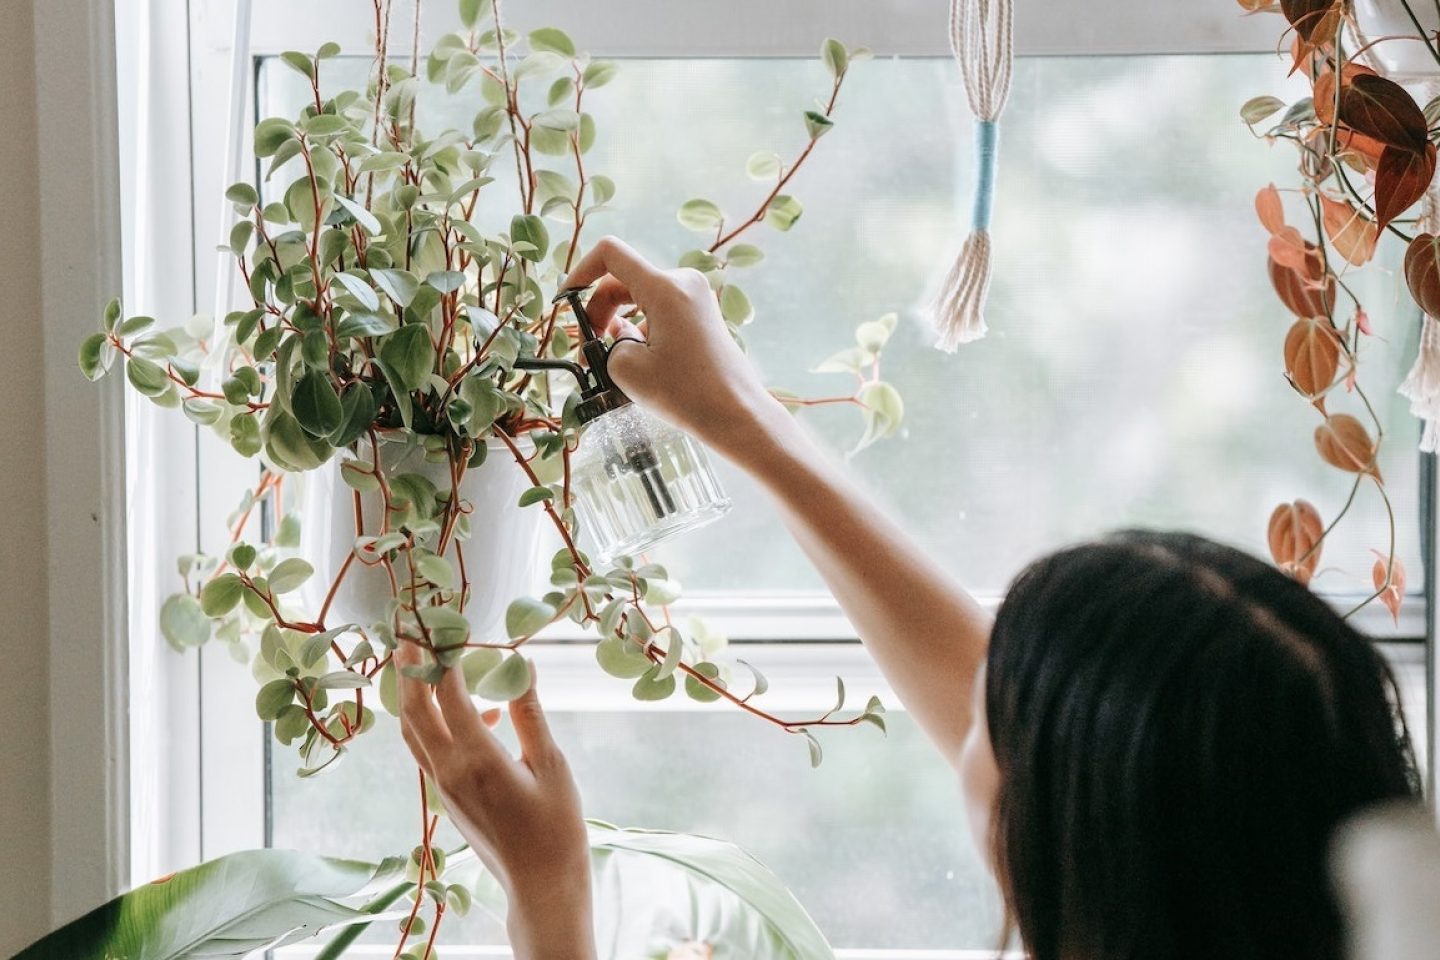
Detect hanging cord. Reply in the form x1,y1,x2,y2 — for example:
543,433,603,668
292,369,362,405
931,0,1014,351
1399,82,1440,453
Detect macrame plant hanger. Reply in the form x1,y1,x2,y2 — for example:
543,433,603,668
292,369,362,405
932,0,1014,351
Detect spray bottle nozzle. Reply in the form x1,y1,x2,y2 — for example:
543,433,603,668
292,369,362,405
510,286,632,425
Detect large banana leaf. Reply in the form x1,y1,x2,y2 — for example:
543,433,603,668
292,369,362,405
469,822,835,960
14,848,408,960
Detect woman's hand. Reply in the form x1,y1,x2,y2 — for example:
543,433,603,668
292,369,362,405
563,236,790,468
396,643,596,960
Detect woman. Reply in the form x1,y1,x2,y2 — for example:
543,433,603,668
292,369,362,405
395,237,1421,960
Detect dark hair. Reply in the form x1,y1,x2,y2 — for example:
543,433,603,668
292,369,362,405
986,530,1420,960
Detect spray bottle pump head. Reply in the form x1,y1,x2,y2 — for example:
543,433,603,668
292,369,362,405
550,286,632,424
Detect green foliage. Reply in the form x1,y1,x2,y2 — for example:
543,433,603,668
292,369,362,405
13,848,407,960
79,1,892,787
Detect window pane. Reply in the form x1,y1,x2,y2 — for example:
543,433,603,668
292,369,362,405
256,53,1423,603
272,710,1001,951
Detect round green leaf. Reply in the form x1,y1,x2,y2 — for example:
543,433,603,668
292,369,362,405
475,653,533,701
160,593,211,650
505,597,556,639
200,574,245,617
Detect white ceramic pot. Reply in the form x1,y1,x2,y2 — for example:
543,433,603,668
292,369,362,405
297,437,545,640
1354,0,1440,83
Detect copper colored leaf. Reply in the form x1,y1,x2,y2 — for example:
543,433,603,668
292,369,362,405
1236,0,1277,10
1370,550,1406,624
1284,316,1341,397
1314,413,1380,477
1336,73,1428,153
1404,233,1440,317
1269,257,1336,319
1256,184,1286,235
1282,0,1342,52
1268,226,1313,274
1319,194,1378,266
1267,499,1324,584
1374,143,1436,233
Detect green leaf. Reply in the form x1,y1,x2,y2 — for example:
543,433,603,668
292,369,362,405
316,671,371,691
417,608,470,659
254,118,298,157
595,636,651,679
230,413,262,457
334,194,382,235
821,38,848,77
118,315,155,336
1241,94,1287,126
229,544,257,571
200,574,245,617
371,269,420,308
719,285,753,325
475,652,532,701
746,151,781,181
459,0,491,28
78,333,114,381
631,665,677,701
724,243,765,268
505,597,556,639
280,51,315,80
460,648,503,692
677,198,724,232
292,373,344,438
332,272,380,311
573,62,614,96
334,311,395,339
373,358,413,429
330,383,377,448
518,486,554,507
276,514,302,548
510,214,550,262
255,679,297,720
225,182,259,207
269,558,315,595
802,730,824,768
416,552,456,590
102,297,122,332
855,312,897,352
654,627,684,681
379,325,435,392
126,356,170,397
852,380,904,453
765,195,803,231
737,658,769,697
425,270,467,294
803,111,834,140
13,848,408,960
684,662,724,703
527,27,575,56
160,593,210,651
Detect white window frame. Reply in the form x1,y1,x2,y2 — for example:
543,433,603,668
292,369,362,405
98,0,1439,955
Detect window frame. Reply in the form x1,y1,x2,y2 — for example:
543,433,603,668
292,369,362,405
107,0,1440,953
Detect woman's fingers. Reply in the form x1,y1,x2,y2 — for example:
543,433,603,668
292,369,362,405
563,236,663,299
510,664,562,770
584,276,637,336
396,642,451,770
435,663,512,768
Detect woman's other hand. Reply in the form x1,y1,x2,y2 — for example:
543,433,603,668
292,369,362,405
396,643,596,960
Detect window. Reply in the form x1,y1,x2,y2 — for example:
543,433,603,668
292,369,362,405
120,2,1434,958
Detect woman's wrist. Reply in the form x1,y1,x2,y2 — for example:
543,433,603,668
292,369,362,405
506,873,597,960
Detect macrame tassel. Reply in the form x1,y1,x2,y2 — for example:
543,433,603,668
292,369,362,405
932,0,1013,351
934,120,997,350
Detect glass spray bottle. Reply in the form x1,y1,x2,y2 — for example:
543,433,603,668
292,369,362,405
515,288,731,563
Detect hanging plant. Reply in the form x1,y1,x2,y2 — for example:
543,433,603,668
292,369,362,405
1233,0,1440,620
77,1,894,952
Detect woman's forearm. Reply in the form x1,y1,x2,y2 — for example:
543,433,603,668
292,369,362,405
732,400,991,765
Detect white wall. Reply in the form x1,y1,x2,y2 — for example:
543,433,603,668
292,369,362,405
0,0,128,952
0,2,54,952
